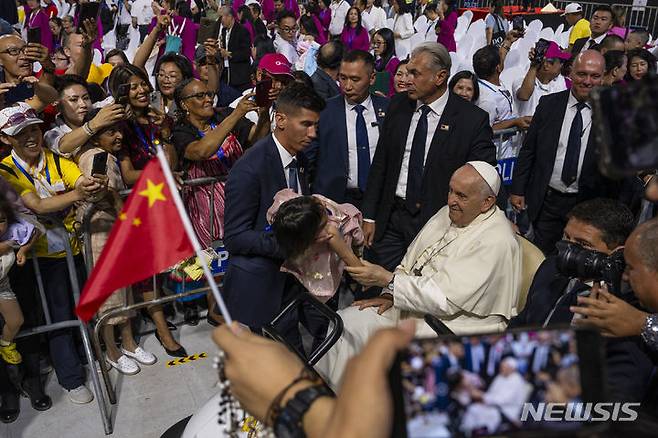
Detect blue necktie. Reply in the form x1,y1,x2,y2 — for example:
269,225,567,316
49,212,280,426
354,104,370,191
288,158,299,193
561,101,588,187
406,105,432,214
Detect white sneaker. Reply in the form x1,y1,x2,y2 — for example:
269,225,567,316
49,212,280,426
107,355,140,375
121,347,157,366
68,385,94,404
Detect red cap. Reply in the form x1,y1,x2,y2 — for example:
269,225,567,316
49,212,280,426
545,42,571,61
258,53,294,78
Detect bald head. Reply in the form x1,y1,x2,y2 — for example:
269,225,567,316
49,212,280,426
570,50,604,101
447,165,497,227
624,219,658,311
631,219,658,272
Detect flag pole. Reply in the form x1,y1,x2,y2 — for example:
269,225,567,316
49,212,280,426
155,146,233,326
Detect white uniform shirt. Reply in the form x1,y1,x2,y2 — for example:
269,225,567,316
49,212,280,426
131,0,155,26
549,91,592,193
362,6,387,32
329,0,350,36
476,78,515,126
395,90,449,198
345,96,380,189
511,74,567,117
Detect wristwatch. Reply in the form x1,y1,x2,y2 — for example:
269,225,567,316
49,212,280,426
274,384,333,438
386,274,395,293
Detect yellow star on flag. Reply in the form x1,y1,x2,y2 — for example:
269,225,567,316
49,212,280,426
119,212,127,221
139,179,167,207
132,217,142,227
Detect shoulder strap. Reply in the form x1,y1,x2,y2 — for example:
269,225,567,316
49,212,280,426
0,163,17,179
52,153,64,179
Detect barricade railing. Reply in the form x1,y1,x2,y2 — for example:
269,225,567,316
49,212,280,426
13,225,111,435
80,175,226,435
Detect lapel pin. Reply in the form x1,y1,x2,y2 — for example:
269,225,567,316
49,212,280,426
440,124,450,131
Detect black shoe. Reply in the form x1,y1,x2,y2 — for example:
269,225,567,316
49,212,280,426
184,307,200,326
0,392,20,423
23,379,52,412
154,331,188,358
141,310,177,331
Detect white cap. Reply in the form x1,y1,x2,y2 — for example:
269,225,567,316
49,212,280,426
467,161,501,196
0,102,43,136
562,3,583,15
245,0,260,6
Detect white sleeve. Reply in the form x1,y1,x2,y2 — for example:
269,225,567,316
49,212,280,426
398,13,414,39
476,97,498,126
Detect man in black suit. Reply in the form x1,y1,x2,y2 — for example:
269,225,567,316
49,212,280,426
311,41,344,102
218,6,252,91
312,50,389,208
362,41,496,272
223,83,325,330
509,198,654,403
571,5,614,55
510,50,617,255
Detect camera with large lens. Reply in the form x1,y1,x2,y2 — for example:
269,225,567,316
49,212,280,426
555,241,626,292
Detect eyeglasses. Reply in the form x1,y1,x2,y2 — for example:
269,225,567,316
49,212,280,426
157,72,181,82
0,46,27,56
372,41,385,47
51,55,69,62
1,108,40,130
279,26,299,33
182,91,215,100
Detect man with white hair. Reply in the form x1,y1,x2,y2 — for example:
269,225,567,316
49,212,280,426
317,161,521,387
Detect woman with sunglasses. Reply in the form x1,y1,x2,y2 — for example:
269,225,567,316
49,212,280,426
171,78,271,325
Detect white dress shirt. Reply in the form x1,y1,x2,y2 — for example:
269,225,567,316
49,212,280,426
476,78,515,126
363,6,387,32
273,133,301,191
274,34,299,65
549,91,592,193
578,33,607,54
393,13,415,60
329,0,350,36
131,0,155,26
395,90,449,198
423,17,439,41
345,96,380,189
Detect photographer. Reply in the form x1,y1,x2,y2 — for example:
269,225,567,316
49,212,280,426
510,198,654,403
512,42,569,117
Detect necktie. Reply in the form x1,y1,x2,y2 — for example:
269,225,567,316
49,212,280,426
288,158,299,193
221,27,228,49
586,39,595,49
354,104,370,191
406,105,432,214
561,101,588,187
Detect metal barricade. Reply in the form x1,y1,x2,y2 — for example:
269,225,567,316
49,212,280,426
493,127,521,187
13,226,112,435
79,175,226,435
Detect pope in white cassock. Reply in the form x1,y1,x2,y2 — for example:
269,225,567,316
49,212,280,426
316,161,522,388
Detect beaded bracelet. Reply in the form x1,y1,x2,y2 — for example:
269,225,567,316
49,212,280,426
265,367,320,427
641,314,658,352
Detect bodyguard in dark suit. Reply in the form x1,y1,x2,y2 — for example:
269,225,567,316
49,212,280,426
570,5,614,55
312,50,389,208
311,41,344,101
510,50,617,255
218,6,253,91
223,84,325,329
361,42,496,271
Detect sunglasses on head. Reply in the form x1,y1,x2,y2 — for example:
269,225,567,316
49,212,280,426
1,108,40,131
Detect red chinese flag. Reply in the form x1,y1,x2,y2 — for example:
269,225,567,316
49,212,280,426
76,158,195,321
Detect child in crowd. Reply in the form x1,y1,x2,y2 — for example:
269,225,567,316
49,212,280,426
267,189,364,302
0,193,38,365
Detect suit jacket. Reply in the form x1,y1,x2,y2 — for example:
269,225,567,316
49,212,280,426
508,257,654,403
511,90,617,222
362,92,496,240
223,134,310,328
311,68,341,101
571,36,599,55
311,94,389,202
223,23,252,88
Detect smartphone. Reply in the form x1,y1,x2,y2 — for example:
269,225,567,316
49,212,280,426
115,83,130,106
533,38,551,64
592,74,658,178
255,79,273,107
27,27,41,44
389,327,607,438
91,151,108,176
512,16,524,32
77,2,100,32
197,17,220,45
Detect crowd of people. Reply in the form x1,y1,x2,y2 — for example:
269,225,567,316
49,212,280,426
0,0,658,436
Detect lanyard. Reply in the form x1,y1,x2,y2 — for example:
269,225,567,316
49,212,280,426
197,121,226,160
12,156,50,187
478,80,513,114
28,8,40,28
168,17,187,37
134,123,156,155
